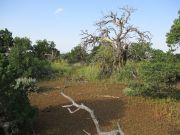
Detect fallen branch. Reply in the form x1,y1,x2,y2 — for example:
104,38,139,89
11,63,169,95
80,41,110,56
60,88,124,135
97,95,120,99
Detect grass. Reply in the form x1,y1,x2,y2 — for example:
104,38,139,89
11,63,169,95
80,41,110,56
76,64,101,81
51,60,74,78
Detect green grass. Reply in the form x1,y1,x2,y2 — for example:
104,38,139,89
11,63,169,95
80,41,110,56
51,60,74,78
76,64,101,81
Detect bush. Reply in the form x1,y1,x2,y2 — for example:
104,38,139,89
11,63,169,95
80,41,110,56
93,45,114,78
0,54,37,135
14,78,38,93
31,58,53,79
123,81,146,96
8,37,53,79
125,55,179,98
0,77,37,135
114,62,137,82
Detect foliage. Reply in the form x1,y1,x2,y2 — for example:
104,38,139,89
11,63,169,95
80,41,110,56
114,62,137,82
125,52,180,97
93,45,114,78
128,42,152,61
0,28,13,54
51,60,74,78
150,49,175,62
0,28,61,135
14,77,38,93
33,39,60,61
166,10,180,51
0,54,37,135
123,85,144,96
62,45,87,64
7,37,54,79
31,58,52,79
86,45,101,63
8,37,33,77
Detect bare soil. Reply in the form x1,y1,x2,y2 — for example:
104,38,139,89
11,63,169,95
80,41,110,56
29,80,180,135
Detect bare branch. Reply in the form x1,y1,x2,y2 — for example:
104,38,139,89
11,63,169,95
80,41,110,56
60,90,124,135
117,122,124,135
80,6,151,68
83,129,91,135
119,6,135,24
81,30,100,47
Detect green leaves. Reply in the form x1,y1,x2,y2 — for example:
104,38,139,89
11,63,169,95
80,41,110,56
125,51,180,97
0,28,13,53
166,10,180,51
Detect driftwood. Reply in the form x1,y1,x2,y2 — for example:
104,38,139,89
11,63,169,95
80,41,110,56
60,87,124,135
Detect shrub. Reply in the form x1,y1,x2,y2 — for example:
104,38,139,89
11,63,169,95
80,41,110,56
14,77,38,93
123,81,146,96
93,45,114,78
114,62,137,82
31,58,53,79
0,77,37,135
0,54,37,135
125,55,179,98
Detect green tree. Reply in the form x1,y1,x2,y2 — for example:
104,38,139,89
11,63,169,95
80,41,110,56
33,39,60,60
63,45,87,64
0,28,13,54
8,37,33,77
166,10,180,51
128,42,152,61
0,50,36,135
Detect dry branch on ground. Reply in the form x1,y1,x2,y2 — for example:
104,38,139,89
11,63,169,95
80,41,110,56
60,86,124,135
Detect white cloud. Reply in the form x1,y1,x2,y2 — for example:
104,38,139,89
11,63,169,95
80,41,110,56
55,8,63,14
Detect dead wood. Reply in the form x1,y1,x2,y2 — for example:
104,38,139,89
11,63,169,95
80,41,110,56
60,86,124,135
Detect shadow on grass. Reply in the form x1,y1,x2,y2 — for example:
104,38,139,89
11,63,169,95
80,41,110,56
34,98,126,135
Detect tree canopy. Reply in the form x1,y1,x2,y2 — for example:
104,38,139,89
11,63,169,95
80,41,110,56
166,10,180,51
0,28,13,54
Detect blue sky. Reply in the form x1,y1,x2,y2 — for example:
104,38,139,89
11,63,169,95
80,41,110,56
0,0,179,53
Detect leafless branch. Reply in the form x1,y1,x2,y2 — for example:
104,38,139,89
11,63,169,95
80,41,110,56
80,6,151,68
60,89,124,135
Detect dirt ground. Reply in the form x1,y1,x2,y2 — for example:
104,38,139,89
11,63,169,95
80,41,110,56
29,80,180,135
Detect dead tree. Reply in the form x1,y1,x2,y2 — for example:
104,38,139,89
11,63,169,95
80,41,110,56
81,6,151,68
60,91,124,135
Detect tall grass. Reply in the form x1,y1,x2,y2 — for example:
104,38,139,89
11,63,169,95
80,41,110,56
51,60,74,78
76,64,101,81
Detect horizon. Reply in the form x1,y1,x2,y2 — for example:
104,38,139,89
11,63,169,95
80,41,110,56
0,0,179,53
